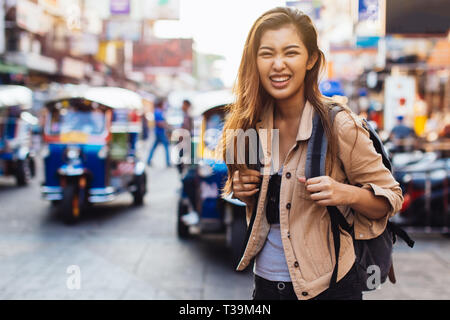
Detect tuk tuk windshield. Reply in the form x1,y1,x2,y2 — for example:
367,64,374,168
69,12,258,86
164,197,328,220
48,108,106,135
204,113,224,150
0,106,21,140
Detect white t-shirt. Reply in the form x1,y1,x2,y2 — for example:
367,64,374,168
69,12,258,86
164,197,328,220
253,165,291,282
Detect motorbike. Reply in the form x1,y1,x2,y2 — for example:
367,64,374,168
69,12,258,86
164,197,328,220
390,150,450,234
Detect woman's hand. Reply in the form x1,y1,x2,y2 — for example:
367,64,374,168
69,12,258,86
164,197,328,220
298,176,352,207
232,169,262,206
299,175,391,219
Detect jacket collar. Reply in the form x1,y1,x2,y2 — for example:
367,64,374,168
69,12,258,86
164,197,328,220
255,100,315,164
256,99,315,140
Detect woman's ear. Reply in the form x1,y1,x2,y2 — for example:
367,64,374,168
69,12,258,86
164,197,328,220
306,51,318,71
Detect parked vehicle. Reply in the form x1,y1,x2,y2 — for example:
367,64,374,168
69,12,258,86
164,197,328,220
0,85,36,186
41,86,147,224
176,90,248,266
391,151,450,234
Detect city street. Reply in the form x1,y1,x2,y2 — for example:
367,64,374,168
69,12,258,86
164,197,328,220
0,143,449,300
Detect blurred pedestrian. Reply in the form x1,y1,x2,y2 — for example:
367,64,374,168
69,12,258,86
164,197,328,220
221,7,403,300
177,99,193,173
147,99,171,167
181,99,193,134
389,115,416,152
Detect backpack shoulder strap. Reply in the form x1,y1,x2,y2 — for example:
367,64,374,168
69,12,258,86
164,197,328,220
304,103,351,288
305,103,343,179
361,118,393,172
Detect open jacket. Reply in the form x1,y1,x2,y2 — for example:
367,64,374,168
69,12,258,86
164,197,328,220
236,100,403,300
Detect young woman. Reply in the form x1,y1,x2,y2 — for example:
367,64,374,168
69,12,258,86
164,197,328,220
221,7,403,300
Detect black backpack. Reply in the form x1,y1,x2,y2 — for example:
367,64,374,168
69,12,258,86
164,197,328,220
306,104,415,291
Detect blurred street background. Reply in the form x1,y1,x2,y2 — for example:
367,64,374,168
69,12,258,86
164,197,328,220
0,0,449,300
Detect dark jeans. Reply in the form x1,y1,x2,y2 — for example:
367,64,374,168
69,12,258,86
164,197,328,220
253,263,362,300
147,132,170,166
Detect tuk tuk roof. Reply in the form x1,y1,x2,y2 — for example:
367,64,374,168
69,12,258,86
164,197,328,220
191,90,235,117
46,86,143,110
0,85,32,109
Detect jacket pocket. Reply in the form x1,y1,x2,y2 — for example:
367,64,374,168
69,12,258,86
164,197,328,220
295,171,312,200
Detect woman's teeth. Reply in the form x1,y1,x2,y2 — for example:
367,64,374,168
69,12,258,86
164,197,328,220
270,76,291,82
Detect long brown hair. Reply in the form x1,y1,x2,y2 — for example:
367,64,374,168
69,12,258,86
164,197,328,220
221,7,342,195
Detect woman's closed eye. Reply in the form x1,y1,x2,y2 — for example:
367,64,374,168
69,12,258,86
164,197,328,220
258,51,273,57
285,50,299,56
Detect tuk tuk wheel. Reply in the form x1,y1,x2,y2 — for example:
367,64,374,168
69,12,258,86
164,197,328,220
61,184,82,225
132,173,147,206
15,158,32,186
177,200,190,239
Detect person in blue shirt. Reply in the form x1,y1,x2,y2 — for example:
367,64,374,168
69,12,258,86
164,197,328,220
147,99,171,167
389,115,416,152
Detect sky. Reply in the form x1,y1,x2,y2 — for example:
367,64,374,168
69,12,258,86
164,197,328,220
153,0,286,86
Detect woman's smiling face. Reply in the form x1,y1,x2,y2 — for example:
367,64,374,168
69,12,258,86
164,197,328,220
256,24,316,103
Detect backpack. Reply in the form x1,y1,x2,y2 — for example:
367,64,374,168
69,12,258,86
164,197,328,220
306,104,415,292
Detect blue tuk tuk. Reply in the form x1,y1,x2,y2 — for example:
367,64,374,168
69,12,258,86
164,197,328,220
176,90,247,266
41,86,147,224
0,85,36,186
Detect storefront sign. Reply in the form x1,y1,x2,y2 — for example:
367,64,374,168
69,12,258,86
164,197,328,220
61,57,85,79
144,0,180,20
105,19,141,41
5,52,57,74
358,0,379,21
356,36,380,48
110,0,130,15
16,0,44,34
70,33,99,55
286,0,320,19
133,39,193,73
38,0,61,15
384,75,416,132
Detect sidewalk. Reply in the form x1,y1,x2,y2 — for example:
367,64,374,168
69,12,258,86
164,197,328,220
363,233,450,300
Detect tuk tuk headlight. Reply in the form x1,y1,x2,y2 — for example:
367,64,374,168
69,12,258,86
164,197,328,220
41,145,50,158
402,174,412,184
66,146,81,160
198,161,213,178
97,145,108,159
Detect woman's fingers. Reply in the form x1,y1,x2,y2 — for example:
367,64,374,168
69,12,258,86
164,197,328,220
235,188,259,198
242,175,262,184
234,183,259,191
242,169,262,176
309,191,331,201
306,182,328,193
233,170,262,184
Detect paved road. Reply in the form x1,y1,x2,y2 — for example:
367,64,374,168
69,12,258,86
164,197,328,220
0,142,449,300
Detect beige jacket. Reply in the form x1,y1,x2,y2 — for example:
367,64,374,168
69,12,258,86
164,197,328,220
236,100,403,300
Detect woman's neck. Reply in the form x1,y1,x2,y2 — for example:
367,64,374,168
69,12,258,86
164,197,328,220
274,89,306,121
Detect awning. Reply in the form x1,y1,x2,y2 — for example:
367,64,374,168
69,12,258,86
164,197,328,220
0,61,27,74
4,52,58,75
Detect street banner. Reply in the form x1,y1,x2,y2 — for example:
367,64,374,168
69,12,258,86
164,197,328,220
132,39,193,74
